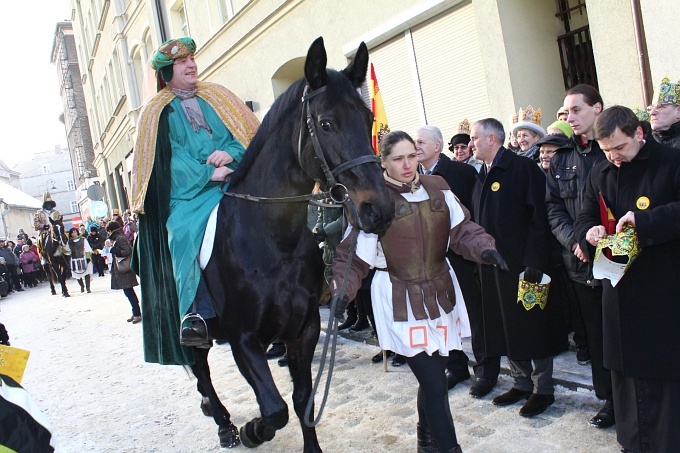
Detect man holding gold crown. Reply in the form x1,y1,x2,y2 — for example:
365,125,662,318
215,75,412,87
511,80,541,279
576,105,680,452
468,118,565,417
130,37,259,366
650,76,680,149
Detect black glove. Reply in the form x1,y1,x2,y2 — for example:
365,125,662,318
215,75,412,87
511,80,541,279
481,249,509,271
312,227,327,244
523,267,543,284
332,294,350,319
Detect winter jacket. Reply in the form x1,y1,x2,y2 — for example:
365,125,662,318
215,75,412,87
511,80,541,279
652,120,680,150
545,135,606,285
19,251,39,274
0,247,18,267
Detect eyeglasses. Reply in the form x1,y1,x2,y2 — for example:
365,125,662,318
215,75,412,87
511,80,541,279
648,103,679,113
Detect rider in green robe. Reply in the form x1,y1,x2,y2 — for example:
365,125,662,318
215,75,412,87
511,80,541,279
131,37,260,365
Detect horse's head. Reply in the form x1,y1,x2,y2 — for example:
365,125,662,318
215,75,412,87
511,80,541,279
48,212,67,245
299,37,394,235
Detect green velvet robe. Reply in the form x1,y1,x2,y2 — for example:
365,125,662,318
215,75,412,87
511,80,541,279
133,97,245,365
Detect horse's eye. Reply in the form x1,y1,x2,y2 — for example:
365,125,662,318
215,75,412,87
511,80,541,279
319,120,333,132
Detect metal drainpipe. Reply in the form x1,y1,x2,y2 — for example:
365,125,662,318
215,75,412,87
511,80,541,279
154,0,168,43
631,0,653,106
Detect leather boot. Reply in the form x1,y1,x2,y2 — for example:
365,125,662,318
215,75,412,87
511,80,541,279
85,275,91,293
78,279,85,293
350,297,370,331
416,423,438,453
338,301,357,330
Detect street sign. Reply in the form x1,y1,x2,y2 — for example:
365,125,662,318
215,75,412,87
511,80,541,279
87,183,105,201
90,201,108,218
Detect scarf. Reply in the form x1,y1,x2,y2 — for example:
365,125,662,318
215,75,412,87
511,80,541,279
171,87,212,136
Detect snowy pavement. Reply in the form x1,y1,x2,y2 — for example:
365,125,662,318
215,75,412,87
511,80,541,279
0,275,620,452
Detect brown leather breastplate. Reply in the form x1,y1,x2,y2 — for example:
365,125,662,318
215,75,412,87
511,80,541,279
380,175,456,321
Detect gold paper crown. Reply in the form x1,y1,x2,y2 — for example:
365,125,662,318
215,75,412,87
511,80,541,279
517,273,551,311
517,105,542,127
594,224,640,270
632,106,650,122
511,113,518,124
456,119,471,135
43,192,53,203
654,76,680,106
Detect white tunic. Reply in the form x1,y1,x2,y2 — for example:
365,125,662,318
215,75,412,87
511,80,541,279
348,186,471,357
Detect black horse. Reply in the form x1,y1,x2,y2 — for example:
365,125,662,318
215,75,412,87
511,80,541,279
40,217,71,298
194,37,394,451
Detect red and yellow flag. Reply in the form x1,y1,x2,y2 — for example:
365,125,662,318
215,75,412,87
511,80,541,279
370,63,390,155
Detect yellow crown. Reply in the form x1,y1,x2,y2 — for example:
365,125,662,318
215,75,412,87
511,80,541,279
654,76,680,106
456,118,471,135
517,105,542,127
517,273,551,311
594,224,640,270
632,106,650,122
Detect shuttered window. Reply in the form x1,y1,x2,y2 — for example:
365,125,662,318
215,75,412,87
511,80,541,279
365,2,490,149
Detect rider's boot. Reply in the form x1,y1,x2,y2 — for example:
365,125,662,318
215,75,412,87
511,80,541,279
180,316,211,348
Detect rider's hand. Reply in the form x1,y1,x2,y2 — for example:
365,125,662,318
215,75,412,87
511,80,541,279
206,150,234,168
211,166,234,182
312,227,326,244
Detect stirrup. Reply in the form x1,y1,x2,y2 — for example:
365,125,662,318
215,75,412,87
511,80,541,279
179,313,210,347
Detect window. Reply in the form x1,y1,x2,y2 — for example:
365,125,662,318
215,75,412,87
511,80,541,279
178,3,190,36
70,201,79,213
217,0,234,24
67,179,76,191
131,47,145,109
42,165,51,175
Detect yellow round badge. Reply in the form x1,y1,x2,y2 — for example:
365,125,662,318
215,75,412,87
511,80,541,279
491,182,500,192
636,196,650,210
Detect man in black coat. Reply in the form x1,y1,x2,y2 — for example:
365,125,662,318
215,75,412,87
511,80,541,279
86,226,106,277
650,76,680,149
575,106,680,452
469,118,565,417
546,84,614,428
415,125,481,391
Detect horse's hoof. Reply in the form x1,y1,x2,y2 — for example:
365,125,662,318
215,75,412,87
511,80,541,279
218,422,241,448
239,423,263,449
200,399,213,417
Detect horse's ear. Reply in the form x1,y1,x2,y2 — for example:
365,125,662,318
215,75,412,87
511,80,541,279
304,37,328,90
341,42,369,88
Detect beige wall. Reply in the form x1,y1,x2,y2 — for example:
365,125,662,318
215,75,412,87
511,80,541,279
587,2,643,108
640,0,680,98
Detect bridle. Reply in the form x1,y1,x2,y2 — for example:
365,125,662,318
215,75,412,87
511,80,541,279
220,84,381,228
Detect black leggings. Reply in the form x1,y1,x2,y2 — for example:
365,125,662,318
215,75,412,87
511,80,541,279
406,351,458,452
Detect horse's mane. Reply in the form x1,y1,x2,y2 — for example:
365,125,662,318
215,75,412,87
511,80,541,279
227,79,306,189
227,69,365,190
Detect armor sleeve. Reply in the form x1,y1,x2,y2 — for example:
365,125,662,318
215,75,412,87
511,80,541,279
331,228,371,302
448,195,496,263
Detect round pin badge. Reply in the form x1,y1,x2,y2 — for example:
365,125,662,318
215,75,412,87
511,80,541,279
491,182,500,192
636,196,650,210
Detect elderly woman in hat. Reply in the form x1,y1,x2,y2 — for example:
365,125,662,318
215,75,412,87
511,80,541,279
512,106,546,161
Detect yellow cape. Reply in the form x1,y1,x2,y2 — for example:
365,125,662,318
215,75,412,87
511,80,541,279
130,81,260,214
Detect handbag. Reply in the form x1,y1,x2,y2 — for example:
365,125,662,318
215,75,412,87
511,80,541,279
116,255,132,274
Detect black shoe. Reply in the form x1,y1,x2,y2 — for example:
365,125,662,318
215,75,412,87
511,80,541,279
519,393,555,417
180,322,210,347
492,388,532,406
16,288,24,292
215,339,228,345
371,350,394,363
446,370,471,390
589,400,615,428
278,353,288,367
266,343,286,359
338,313,358,330
469,377,497,398
416,423,438,453
576,345,591,365
391,354,407,367
349,317,370,332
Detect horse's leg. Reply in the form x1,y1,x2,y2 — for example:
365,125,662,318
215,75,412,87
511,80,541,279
287,310,322,453
45,264,57,295
230,336,289,448
190,347,241,448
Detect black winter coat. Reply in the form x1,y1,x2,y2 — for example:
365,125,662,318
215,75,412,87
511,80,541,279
472,149,565,360
546,135,606,285
109,230,139,290
652,121,680,150
575,138,680,380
